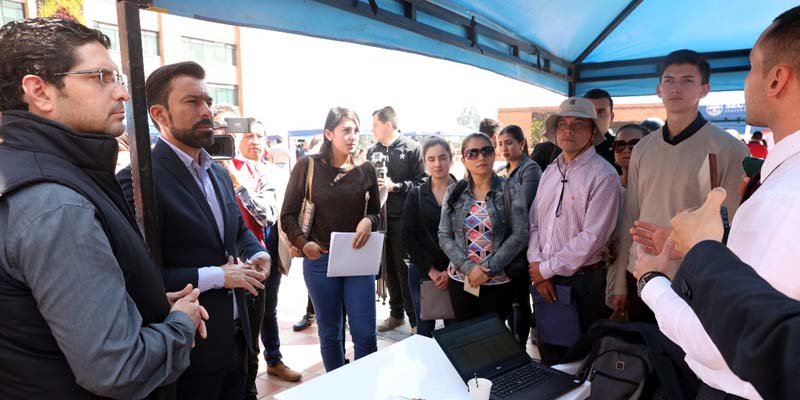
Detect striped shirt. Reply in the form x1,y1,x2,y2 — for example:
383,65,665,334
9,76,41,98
527,146,622,280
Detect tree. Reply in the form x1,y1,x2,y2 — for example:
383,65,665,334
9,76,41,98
530,112,548,144
39,0,86,24
456,104,481,131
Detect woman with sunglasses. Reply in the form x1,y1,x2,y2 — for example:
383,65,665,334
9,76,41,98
613,124,649,187
280,107,381,372
402,138,457,337
438,133,529,322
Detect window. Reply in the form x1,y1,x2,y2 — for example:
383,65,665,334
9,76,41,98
1,0,25,27
208,83,238,106
94,22,119,51
142,30,160,57
182,37,236,65
93,23,160,57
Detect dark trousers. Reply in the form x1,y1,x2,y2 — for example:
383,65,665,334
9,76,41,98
508,277,533,347
385,219,415,325
306,295,314,315
245,225,283,398
625,271,656,323
177,327,247,400
448,278,515,323
537,268,611,365
407,264,453,337
696,383,747,400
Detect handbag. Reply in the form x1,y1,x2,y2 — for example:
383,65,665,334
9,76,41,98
420,280,456,320
501,179,530,279
298,157,315,239
417,188,455,321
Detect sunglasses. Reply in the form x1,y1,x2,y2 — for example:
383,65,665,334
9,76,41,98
613,139,640,153
463,145,495,160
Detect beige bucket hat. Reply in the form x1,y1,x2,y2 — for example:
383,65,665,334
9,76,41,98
544,97,604,146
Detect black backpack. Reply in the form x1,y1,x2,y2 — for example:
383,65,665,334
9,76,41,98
564,320,700,400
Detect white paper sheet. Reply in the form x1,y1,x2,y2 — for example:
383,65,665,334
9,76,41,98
326,231,384,277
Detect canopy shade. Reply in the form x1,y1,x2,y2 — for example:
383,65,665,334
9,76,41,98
149,0,796,97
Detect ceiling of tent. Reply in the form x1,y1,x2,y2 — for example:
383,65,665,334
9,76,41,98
148,0,797,97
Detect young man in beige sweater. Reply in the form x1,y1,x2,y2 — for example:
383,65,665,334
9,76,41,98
608,49,748,321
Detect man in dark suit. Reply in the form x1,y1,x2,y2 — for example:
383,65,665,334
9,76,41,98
118,61,269,400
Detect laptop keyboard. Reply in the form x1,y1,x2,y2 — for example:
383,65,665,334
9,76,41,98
491,362,556,398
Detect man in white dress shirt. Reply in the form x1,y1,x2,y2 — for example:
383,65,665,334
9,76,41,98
635,6,800,399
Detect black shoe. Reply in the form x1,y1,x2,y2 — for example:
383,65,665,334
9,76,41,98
293,313,314,331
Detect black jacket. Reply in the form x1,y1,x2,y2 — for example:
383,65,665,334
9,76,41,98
367,134,426,219
0,111,176,399
675,241,800,400
118,140,265,377
401,178,452,276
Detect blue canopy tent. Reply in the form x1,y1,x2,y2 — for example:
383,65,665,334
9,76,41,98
147,0,796,97
116,0,796,258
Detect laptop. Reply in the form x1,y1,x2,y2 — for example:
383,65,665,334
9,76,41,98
433,314,581,400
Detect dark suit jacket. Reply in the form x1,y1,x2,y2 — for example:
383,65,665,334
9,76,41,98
674,240,800,400
118,140,264,376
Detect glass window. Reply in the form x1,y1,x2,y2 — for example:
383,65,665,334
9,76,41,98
94,22,119,51
182,37,236,66
142,30,160,57
208,83,238,106
1,0,25,27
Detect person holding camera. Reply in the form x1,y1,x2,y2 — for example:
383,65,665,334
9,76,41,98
367,106,426,333
281,107,381,372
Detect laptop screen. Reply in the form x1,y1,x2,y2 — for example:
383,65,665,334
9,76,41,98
435,315,530,381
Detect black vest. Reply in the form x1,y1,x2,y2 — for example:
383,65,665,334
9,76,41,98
0,111,174,399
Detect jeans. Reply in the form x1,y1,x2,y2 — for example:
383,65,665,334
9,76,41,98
407,264,436,337
304,253,377,371
259,225,283,366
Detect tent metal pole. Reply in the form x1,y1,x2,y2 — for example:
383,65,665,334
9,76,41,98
116,0,162,267
574,0,643,64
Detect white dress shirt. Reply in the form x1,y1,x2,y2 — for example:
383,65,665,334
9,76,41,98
641,129,800,399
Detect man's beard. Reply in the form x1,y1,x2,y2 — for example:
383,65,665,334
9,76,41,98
171,118,214,149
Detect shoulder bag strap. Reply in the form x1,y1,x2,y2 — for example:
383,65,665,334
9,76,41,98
305,157,315,202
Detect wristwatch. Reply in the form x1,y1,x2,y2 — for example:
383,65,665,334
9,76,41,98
637,271,669,298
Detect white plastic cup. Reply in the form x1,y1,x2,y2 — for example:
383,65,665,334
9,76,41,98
467,377,492,400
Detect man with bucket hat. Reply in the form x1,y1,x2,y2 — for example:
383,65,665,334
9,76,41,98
527,97,623,364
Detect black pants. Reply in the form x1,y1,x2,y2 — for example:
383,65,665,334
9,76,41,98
625,271,656,323
448,278,515,323
177,327,247,400
696,383,746,400
385,219,415,325
244,227,283,399
536,267,611,365
507,277,533,347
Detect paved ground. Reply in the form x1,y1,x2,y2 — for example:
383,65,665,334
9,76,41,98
253,258,539,399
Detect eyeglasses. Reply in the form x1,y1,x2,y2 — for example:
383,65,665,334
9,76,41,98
613,139,640,153
53,68,127,88
463,145,495,160
556,120,589,132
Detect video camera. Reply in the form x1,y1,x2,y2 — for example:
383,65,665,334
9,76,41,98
205,117,253,160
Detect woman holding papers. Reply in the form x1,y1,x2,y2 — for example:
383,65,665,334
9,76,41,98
280,107,381,372
438,133,529,322
402,138,457,337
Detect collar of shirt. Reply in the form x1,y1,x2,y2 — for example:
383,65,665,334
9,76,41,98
662,112,707,146
760,129,800,184
160,137,212,172
465,174,502,197
555,143,597,170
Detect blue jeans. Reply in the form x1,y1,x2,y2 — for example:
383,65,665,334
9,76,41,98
260,225,283,367
407,264,436,337
303,253,377,371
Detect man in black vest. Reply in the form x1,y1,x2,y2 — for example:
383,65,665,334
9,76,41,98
0,18,207,399
118,61,269,400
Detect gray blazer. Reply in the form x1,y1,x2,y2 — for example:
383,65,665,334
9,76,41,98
438,175,529,276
